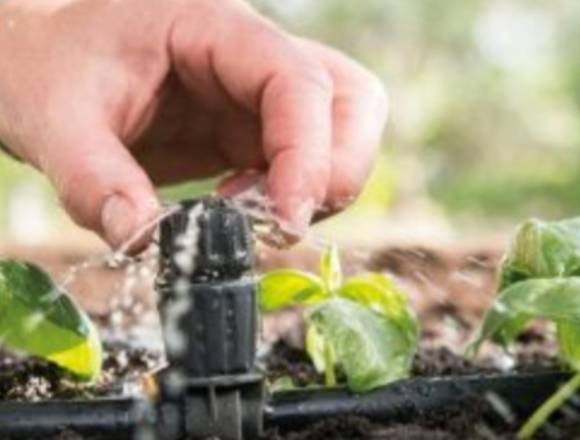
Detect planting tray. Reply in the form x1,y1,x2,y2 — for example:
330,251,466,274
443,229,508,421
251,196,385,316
0,370,574,439
266,371,574,431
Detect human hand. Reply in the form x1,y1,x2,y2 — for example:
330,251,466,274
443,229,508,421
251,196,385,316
0,0,387,249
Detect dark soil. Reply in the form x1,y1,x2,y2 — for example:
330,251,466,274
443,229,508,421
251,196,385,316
261,380,517,440
262,402,580,440
412,346,497,376
261,340,571,440
265,337,561,388
265,340,326,386
0,343,161,401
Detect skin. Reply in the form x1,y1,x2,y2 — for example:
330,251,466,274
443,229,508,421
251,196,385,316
0,0,388,250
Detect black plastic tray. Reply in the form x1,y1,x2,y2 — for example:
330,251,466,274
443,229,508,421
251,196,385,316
0,371,573,439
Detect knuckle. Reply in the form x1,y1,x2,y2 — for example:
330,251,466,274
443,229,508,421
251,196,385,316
304,63,333,91
296,63,334,96
276,57,333,97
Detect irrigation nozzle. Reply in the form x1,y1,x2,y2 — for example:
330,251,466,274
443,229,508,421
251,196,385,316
155,196,265,440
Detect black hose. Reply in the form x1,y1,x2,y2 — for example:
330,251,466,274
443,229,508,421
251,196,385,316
265,372,572,431
0,372,572,439
0,398,149,439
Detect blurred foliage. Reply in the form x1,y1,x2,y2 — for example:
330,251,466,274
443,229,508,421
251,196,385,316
0,154,48,232
158,178,219,202
2,0,580,238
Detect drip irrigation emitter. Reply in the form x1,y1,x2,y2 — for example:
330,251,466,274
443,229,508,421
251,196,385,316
154,197,265,440
0,196,578,439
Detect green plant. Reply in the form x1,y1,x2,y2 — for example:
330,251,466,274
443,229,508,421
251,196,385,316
0,260,102,381
259,245,419,392
467,217,580,439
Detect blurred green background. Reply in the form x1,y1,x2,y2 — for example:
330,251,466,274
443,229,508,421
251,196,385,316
2,0,580,243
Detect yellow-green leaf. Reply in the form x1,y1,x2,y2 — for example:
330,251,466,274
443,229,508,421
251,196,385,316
499,217,580,290
305,324,327,373
0,261,102,381
307,298,416,392
339,273,419,346
259,270,326,311
467,277,580,364
557,321,580,370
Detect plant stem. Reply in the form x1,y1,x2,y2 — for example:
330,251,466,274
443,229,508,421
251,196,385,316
324,341,336,387
518,371,580,439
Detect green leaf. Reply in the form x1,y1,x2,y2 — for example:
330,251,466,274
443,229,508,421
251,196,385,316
467,277,580,362
499,217,580,290
338,273,419,346
307,298,416,392
305,324,327,374
259,270,326,311
0,261,102,381
557,321,580,370
472,217,580,438
320,244,342,292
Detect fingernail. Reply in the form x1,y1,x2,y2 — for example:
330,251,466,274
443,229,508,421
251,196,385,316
287,197,316,239
101,194,136,249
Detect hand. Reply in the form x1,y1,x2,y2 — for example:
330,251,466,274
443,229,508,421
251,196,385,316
0,0,387,249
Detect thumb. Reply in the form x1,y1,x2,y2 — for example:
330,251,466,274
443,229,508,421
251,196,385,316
38,128,159,250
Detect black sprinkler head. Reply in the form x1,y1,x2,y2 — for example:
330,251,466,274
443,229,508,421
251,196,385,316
155,196,265,440
159,197,254,283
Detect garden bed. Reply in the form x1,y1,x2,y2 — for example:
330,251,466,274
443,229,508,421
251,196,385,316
257,240,578,440
1,241,578,439
0,336,568,440
260,340,569,440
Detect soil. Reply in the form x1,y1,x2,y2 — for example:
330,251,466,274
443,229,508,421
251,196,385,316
262,399,580,440
262,412,513,440
265,341,501,387
261,340,569,440
0,343,161,401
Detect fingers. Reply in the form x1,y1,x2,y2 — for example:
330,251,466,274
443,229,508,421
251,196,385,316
300,40,389,217
37,123,159,250
260,68,333,237
171,0,333,237
171,0,386,237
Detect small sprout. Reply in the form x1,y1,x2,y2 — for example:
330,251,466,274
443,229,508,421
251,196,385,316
0,260,103,381
260,245,419,392
320,244,342,292
467,217,580,438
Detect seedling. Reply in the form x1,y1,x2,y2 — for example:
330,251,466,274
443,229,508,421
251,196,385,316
260,245,419,392
0,260,102,381
467,217,580,439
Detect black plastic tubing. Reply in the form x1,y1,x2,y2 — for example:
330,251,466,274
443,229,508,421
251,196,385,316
0,372,573,439
265,372,572,431
0,398,148,439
